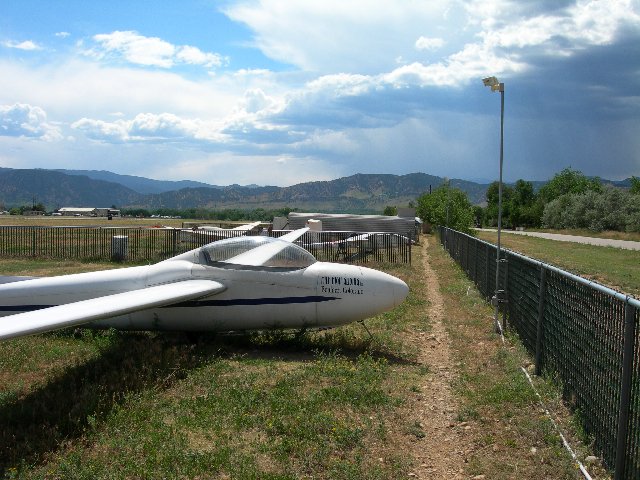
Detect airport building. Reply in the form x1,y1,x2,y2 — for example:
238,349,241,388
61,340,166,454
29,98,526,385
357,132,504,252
57,207,121,217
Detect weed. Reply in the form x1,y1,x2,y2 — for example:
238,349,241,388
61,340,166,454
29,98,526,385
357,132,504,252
407,421,426,439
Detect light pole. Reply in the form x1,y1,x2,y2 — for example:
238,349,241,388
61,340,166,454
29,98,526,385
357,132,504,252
482,76,504,334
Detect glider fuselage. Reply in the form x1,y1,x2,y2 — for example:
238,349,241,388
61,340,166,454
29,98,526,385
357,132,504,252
0,245,409,334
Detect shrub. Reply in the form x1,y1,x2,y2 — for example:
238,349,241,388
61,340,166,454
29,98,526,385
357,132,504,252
542,185,640,232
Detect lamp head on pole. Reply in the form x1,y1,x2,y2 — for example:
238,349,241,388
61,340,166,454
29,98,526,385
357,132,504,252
482,76,504,92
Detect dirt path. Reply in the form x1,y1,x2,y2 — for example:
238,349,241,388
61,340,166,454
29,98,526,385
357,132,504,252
404,239,469,479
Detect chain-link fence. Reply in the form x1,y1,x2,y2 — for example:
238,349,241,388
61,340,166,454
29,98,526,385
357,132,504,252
438,226,639,480
0,226,413,264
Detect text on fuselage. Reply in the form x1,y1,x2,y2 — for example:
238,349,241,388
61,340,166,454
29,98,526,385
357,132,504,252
320,276,364,295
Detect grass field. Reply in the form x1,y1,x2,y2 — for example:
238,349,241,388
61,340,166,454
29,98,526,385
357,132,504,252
0,239,607,479
476,230,640,296
511,228,640,243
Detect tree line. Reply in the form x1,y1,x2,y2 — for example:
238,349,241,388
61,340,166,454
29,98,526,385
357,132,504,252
120,207,301,222
415,168,640,234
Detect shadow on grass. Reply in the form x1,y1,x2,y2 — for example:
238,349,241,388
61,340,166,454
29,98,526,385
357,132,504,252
203,327,420,366
0,331,201,471
1,326,415,471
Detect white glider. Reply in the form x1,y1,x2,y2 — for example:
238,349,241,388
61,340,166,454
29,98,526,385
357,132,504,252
0,228,409,341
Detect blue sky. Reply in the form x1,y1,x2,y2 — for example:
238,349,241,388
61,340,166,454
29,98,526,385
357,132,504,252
1,0,639,187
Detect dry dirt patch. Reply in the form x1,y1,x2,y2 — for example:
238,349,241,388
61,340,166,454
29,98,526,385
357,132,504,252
398,240,471,479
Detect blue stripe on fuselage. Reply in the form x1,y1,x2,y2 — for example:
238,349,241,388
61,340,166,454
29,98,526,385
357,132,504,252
167,296,340,308
0,296,341,313
0,305,54,312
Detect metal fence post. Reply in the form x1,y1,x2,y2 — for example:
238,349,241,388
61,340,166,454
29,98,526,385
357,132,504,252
502,251,509,332
172,229,177,257
32,226,36,258
473,237,478,285
485,244,490,299
534,266,547,376
614,302,637,480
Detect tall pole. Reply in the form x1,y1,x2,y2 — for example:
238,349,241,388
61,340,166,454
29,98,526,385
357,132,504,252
493,83,505,333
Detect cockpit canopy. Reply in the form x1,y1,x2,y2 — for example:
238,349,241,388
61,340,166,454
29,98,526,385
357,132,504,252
200,236,317,270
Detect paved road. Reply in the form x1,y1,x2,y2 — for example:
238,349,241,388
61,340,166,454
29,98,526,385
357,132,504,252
478,229,640,251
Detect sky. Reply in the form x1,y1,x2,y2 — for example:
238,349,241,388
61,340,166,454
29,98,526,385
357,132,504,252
1,0,639,187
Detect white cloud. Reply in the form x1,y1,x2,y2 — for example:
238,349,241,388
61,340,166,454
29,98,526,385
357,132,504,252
1,0,639,186
0,103,62,140
224,0,640,85
88,31,228,69
3,40,41,50
176,45,226,67
71,112,228,143
55,32,71,38
477,0,640,53
238,89,276,114
91,31,176,67
223,0,453,74
234,68,272,77
0,58,240,121
415,36,445,50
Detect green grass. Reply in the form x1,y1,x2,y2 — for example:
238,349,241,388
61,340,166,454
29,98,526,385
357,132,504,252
0,331,421,479
0,256,428,479
0,241,610,479
476,230,640,296
428,236,604,479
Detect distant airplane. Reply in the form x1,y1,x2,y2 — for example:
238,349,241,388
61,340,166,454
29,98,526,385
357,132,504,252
0,228,409,341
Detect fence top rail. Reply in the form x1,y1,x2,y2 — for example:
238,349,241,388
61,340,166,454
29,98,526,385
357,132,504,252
442,227,640,310
0,225,414,236
0,225,169,230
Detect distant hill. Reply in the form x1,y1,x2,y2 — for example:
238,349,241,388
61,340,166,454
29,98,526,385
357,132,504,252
130,173,491,212
48,169,264,194
0,169,141,210
0,167,633,213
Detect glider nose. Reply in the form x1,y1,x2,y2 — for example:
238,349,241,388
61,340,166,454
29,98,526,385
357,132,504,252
310,262,409,326
392,274,410,307
366,268,409,314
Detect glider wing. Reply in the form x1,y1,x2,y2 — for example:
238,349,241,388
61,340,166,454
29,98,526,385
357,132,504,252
0,279,226,341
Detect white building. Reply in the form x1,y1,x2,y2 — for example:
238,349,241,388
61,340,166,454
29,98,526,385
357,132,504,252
57,208,120,217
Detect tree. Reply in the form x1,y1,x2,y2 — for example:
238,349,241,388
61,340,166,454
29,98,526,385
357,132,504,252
416,183,474,235
383,206,397,216
472,205,484,226
484,181,514,228
513,179,535,206
537,167,602,204
630,176,640,195
510,180,542,227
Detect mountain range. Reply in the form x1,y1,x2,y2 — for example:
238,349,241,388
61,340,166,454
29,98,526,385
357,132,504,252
0,168,633,214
